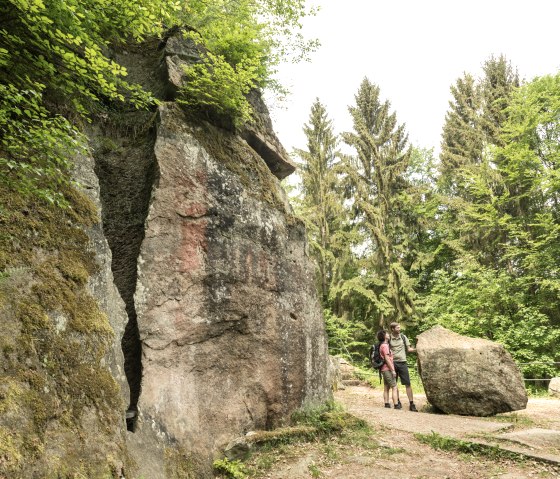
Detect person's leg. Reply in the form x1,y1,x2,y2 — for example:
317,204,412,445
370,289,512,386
391,385,399,406
382,371,391,406
397,363,417,411
405,385,414,403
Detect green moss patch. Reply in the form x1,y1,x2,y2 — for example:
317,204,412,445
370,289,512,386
0,180,126,478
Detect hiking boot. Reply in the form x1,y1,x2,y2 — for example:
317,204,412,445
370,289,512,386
397,400,402,407
384,403,391,408
409,403,418,412
394,403,402,410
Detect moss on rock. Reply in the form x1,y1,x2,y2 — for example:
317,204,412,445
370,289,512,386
0,180,127,478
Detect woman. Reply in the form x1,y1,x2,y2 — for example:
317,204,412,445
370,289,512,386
377,329,400,409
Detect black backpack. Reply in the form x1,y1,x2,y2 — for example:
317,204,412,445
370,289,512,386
369,343,385,370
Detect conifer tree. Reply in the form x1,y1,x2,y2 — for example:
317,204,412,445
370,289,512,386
341,78,416,327
423,69,560,380
480,55,520,146
439,73,484,195
438,56,521,268
294,99,343,305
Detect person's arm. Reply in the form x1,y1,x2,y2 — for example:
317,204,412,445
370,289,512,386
404,334,416,353
381,344,396,375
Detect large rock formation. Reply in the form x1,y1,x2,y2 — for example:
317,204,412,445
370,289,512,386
416,326,527,416
127,102,329,477
0,30,329,478
93,33,330,477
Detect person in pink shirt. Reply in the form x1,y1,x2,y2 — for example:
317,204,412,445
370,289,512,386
377,329,400,409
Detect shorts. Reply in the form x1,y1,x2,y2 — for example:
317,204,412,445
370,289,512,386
381,370,396,388
394,361,411,386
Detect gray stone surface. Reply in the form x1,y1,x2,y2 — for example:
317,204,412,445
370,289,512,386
549,377,560,398
128,103,330,477
497,428,560,450
416,326,527,416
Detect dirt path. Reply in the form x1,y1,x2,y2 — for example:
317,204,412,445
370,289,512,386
249,385,560,479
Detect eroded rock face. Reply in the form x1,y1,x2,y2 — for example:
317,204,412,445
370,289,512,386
75,152,130,403
162,32,296,179
128,103,330,477
417,326,527,416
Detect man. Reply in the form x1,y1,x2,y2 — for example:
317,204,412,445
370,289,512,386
389,322,418,412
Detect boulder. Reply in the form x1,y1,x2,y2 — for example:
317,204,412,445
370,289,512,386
549,377,560,398
416,326,527,416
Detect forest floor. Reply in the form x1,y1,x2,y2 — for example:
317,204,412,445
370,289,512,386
243,385,560,479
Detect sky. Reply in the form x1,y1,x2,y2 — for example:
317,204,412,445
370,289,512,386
268,0,560,159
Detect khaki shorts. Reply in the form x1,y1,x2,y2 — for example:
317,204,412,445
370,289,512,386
382,370,396,388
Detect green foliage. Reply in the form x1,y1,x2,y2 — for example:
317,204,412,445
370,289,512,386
422,69,560,380
1,0,166,110
1,0,317,203
291,401,369,436
175,0,317,127
178,50,258,128
0,0,168,202
419,262,560,379
213,458,248,479
308,463,322,478
293,99,344,304
0,82,84,206
324,309,369,362
341,78,417,327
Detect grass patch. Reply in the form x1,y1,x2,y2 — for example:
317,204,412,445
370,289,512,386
415,432,526,462
226,401,380,478
486,412,535,428
291,401,369,435
526,384,551,398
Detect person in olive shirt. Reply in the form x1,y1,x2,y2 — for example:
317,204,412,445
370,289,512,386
389,322,418,412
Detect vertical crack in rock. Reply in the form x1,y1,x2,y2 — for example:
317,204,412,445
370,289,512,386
92,111,159,431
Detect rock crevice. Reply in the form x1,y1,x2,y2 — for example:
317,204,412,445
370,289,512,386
92,111,159,430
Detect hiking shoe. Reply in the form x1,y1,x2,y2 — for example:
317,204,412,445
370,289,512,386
397,400,402,407
384,403,391,408
394,403,402,410
409,403,418,412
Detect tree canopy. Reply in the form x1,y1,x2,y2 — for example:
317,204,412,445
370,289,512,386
294,62,560,382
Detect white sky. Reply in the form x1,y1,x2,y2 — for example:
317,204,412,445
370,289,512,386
268,0,560,158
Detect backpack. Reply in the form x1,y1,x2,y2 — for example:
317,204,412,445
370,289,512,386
369,343,385,370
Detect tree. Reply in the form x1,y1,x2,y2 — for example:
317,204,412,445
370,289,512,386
439,73,484,195
341,78,416,328
294,99,342,304
480,55,520,146
0,0,317,203
437,56,521,269
422,72,560,380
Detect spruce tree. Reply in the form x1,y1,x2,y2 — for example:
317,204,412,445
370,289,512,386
480,55,520,146
439,73,484,195
438,56,521,268
294,99,342,305
341,78,416,327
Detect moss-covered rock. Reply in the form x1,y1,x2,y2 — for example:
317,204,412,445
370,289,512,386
0,179,128,478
